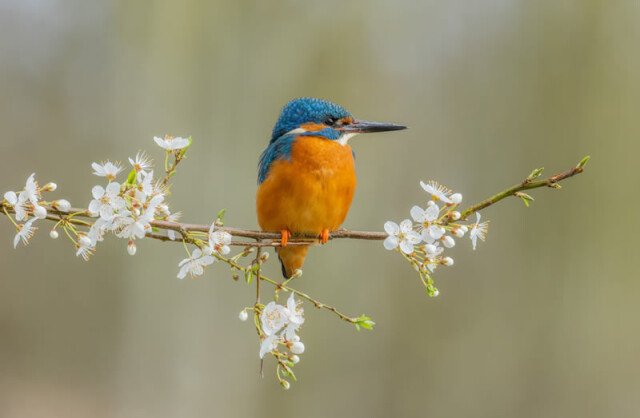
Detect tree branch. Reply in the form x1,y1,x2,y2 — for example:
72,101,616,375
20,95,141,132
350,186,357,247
0,157,588,247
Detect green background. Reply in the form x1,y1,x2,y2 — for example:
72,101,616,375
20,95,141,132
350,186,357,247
0,1,637,417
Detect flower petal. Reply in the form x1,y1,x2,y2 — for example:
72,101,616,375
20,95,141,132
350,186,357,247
384,221,399,236
383,236,399,250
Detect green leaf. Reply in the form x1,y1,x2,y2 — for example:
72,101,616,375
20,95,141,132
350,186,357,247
125,169,137,186
216,208,226,224
354,314,375,331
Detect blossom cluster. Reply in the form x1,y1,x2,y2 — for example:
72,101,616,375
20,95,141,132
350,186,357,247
240,292,305,389
383,180,488,296
2,174,70,248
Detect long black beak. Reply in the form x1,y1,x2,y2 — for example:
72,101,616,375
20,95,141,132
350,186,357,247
341,120,407,133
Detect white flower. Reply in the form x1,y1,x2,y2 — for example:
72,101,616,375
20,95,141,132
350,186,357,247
153,135,190,151
383,219,421,254
260,301,289,336
88,182,126,220
176,248,215,279
239,310,249,322
33,204,47,219
76,238,94,261
410,204,445,243
49,230,59,239
420,180,452,203
207,223,231,255
450,193,463,204
4,191,18,206
91,161,123,181
138,170,154,197
469,212,489,250
291,355,300,364
22,173,41,204
13,218,37,248
284,293,304,341
128,152,152,180
115,215,148,240
259,333,281,359
52,199,71,212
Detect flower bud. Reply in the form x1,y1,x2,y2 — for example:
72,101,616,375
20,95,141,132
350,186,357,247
442,235,455,248
433,289,440,297
282,381,290,390
291,355,300,364
127,240,137,255
453,228,465,238
291,341,305,354
450,211,461,220
4,191,18,206
426,200,437,207
425,243,438,255
49,230,59,239
259,252,270,262
53,199,71,212
33,205,47,219
450,193,462,204
459,225,469,233
443,257,454,266
238,310,248,322
291,334,301,343
78,234,92,247
133,208,141,216
43,182,57,192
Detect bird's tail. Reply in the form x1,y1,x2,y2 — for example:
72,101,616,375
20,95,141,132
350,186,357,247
277,245,309,278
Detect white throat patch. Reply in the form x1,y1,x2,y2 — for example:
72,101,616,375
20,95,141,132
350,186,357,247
337,132,359,146
284,128,358,146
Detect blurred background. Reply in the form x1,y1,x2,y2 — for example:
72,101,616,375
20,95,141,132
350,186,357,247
0,1,638,417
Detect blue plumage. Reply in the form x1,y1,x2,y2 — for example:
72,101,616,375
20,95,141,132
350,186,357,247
270,98,351,143
259,98,352,184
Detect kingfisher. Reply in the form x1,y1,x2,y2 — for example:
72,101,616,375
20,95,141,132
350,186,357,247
256,98,406,278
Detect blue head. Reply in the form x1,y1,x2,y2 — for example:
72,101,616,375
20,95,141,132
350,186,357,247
270,98,352,143
259,97,406,183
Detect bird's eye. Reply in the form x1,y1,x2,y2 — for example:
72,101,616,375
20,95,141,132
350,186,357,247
325,117,338,126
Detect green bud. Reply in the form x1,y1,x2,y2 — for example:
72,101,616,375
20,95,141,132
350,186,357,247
576,155,590,169
527,167,544,180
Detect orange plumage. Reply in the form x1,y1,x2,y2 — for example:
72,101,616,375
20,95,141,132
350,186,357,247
256,135,356,277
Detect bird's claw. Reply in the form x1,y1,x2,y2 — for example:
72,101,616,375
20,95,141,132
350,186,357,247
319,229,330,244
280,229,292,247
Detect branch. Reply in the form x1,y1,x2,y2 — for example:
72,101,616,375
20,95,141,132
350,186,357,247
0,157,589,248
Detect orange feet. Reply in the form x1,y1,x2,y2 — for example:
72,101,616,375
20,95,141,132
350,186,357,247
319,229,330,244
280,229,292,247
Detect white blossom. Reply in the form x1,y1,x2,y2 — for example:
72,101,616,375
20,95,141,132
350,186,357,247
91,161,123,181
128,151,152,180
260,301,289,336
207,223,231,255
469,212,489,250
383,220,421,254
441,235,455,248
420,180,452,203
177,248,215,279
4,191,17,206
165,212,182,240
284,292,305,341
153,135,190,151
410,204,444,243
88,182,126,220
13,218,37,248
259,334,281,359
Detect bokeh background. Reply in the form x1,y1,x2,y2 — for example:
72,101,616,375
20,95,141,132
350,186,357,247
0,1,638,417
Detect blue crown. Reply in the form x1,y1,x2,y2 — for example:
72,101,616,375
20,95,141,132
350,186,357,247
270,98,351,142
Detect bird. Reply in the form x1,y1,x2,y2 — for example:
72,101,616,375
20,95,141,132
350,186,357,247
256,98,406,278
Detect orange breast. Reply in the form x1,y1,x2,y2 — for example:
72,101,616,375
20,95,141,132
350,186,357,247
256,136,356,234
